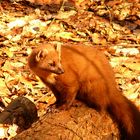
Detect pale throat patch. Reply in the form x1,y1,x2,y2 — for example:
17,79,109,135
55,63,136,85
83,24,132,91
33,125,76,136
46,73,57,84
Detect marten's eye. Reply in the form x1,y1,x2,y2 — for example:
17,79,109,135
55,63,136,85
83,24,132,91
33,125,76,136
48,61,55,67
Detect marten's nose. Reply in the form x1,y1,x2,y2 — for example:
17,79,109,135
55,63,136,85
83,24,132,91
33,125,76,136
56,63,64,74
57,66,64,74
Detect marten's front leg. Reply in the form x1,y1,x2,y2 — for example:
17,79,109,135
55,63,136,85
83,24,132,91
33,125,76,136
54,86,78,110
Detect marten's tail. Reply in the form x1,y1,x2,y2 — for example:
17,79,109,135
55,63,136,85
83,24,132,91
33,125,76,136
108,91,140,140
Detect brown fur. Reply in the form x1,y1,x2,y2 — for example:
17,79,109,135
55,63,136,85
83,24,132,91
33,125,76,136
28,43,140,140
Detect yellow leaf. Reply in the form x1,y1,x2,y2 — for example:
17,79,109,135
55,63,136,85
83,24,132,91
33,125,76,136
0,78,10,96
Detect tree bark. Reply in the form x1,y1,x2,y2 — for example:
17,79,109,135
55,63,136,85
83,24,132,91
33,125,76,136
12,101,120,140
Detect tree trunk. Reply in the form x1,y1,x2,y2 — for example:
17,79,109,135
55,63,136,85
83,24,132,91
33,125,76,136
12,101,120,140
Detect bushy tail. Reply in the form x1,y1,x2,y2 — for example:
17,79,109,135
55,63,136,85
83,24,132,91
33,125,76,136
108,92,140,140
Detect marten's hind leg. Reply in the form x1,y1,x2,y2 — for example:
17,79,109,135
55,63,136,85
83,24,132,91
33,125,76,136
79,79,110,111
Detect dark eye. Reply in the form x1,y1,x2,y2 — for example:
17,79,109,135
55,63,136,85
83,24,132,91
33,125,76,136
48,61,55,67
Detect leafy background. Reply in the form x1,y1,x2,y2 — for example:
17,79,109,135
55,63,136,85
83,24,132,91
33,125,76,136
0,0,139,126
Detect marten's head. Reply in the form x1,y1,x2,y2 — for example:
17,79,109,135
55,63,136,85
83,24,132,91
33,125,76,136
28,43,64,77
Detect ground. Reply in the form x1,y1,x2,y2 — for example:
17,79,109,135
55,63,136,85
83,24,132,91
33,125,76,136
0,0,139,139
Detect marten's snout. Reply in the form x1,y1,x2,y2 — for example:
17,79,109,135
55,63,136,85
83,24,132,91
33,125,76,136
56,65,64,74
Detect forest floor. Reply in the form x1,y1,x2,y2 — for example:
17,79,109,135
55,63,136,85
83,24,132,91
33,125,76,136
0,0,139,138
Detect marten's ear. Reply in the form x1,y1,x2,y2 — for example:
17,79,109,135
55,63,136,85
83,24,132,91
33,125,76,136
35,49,48,62
53,44,57,50
53,43,61,52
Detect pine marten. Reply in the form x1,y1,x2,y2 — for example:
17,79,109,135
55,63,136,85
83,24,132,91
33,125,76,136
28,43,140,140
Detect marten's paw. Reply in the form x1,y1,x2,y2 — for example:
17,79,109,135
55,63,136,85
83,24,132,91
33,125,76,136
57,104,71,110
46,104,60,113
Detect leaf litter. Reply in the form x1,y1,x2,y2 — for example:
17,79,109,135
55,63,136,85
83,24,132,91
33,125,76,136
0,0,139,138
